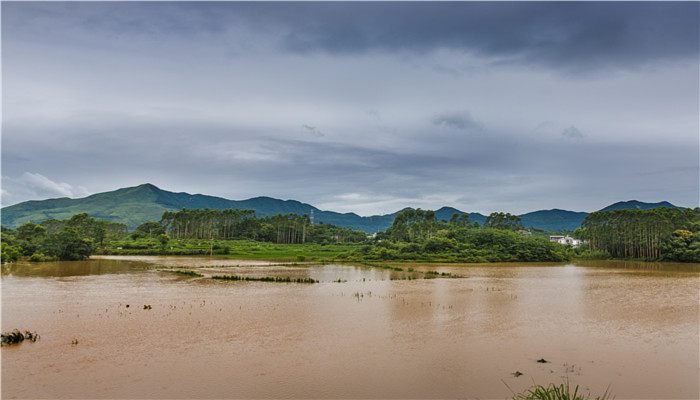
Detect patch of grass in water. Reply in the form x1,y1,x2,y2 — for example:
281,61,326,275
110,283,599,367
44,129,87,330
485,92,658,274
1,329,39,346
511,381,610,400
425,270,454,277
211,275,317,284
160,269,204,277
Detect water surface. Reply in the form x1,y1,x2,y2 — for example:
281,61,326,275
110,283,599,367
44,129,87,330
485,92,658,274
2,256,698,398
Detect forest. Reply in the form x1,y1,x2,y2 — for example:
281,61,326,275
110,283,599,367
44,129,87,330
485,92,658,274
578,207,700,262
1,207,698,263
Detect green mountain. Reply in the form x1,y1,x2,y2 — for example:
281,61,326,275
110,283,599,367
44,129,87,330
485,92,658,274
519,209,589,232
1,184,392,232
0,183,681,233
600,200,678,212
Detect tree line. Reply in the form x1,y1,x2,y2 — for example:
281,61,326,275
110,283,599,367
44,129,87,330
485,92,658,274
4,206,697,263
365,208,569,262
1,213,127,262
1,209,368,262
578,207,699,261
160,209,366,244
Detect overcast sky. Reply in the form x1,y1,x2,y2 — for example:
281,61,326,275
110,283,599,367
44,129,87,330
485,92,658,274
2,2,698,215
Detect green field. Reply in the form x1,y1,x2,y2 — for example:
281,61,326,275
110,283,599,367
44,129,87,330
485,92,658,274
102,238,363,262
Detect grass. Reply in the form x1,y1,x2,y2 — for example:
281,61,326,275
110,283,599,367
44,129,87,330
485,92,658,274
160,269,204,277
211,275,317,284
103,239,363,262
511,382,611,400
1,329,39,346
425,270,454,277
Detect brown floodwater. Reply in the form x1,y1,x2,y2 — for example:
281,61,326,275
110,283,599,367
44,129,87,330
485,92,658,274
2,256,698,399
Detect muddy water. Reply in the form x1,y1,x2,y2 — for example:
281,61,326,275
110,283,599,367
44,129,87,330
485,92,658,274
2,257,698,399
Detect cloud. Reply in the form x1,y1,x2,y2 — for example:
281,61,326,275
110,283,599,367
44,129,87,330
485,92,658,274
3,3,697,73
268,2,700,72
1,172,90,206
1,2,697,214
432,112,483,132
562,126,586,140
302,124,325,137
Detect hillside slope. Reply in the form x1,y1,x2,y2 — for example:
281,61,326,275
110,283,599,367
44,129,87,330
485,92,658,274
1,183,680,232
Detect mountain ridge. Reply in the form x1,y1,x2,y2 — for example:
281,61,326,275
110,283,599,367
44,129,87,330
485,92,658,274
0,183,681,232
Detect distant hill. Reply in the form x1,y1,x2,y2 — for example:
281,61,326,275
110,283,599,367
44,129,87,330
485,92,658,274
599,200,678,212
519,209,589,232
0,183,681,232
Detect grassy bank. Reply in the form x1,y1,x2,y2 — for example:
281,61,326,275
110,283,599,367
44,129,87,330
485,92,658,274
101,238,363,262
98,231,572,263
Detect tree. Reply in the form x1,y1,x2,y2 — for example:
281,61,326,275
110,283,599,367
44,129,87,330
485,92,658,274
449,213,471,227
132,221,166,239
485,212,522,230
1,243,21,263
386,208,439,241
42,227,93,261
15,222,47,256
581,208,699,261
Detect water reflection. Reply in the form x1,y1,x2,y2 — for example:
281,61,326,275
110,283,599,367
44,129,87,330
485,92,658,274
1,259,148,277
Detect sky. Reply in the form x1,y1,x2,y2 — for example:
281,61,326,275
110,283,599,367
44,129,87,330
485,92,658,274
2,2,699,215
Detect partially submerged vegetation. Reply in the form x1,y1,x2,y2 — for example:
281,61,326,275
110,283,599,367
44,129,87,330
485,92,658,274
511,381,610,400
1,329,39,346
160,269,204,277
211,275,317,284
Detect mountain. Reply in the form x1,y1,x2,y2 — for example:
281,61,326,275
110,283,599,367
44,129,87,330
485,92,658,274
0,184,393,232
599,200,678,212
0,183,681,232
434,207,487,226
519,209,589,232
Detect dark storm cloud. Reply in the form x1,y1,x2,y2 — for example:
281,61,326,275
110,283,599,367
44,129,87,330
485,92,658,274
3,2,698,72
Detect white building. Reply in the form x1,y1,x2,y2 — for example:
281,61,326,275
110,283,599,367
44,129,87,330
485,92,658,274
549,235,582,247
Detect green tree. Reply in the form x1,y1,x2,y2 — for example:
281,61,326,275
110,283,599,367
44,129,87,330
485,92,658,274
1,243,21,263
132,221,166,239
42,227,93,261
485,212,522,230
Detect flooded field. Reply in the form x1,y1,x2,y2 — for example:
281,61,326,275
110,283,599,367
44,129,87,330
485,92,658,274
2,256,698,399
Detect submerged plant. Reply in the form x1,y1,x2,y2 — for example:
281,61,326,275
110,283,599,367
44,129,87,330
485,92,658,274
511,381,610,400
211,275,317,283
160,269,204,277
1,329,39,346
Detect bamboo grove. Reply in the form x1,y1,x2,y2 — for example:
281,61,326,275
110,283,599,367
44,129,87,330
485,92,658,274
580,208,700,261
161,209,367,244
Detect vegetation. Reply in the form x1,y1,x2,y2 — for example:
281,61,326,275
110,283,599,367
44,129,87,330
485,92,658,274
3,205,697,264
578,207,699,262
104,239,362,261
1,213,126,262
484,212,522,230
511,381,610,400
161,209,366,244
1,330,39,346
161,269,204,277
211,275,317,283
366,209,570,262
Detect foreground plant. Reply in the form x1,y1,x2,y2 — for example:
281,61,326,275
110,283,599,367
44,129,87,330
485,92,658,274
1,329,40,346
512,381,611,400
